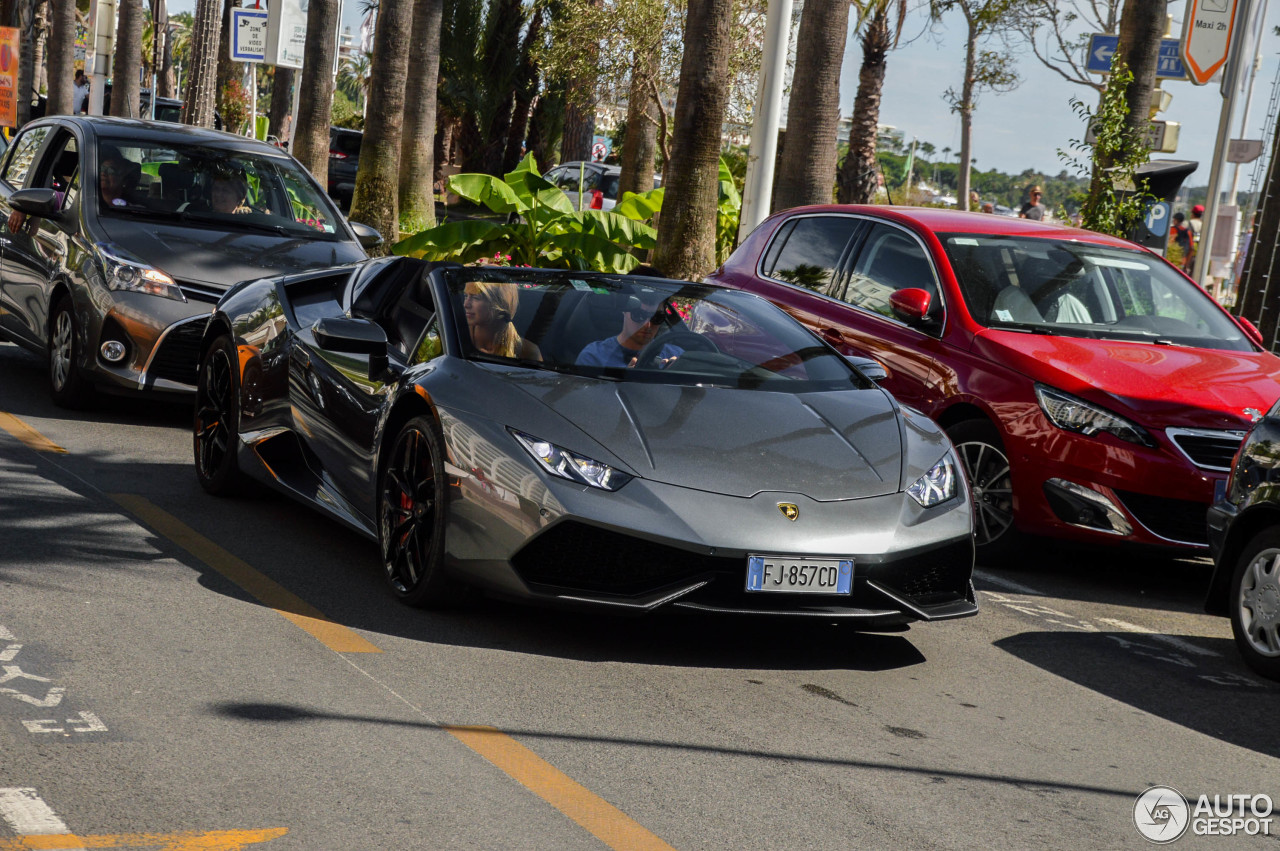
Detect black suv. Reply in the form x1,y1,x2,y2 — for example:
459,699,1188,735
328,127,363,211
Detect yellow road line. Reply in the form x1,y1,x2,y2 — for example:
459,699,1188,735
0,412,66,453
446,725,678,851
111,494,381,654
0,828,287,849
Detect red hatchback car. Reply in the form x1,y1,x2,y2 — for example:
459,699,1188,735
708,205,1280,559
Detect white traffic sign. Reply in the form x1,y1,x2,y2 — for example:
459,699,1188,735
1227,138,1264,162
230,8,267,63
1181,0,1241,85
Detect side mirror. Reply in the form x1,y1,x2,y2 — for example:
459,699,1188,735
9,187,61,218
845,355,888,383
313,316,390,380
889,287,932,324
1237,315,1266,347
349,221,383,251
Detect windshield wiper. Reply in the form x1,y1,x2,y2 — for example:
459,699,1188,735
177,210,293,237
989,321,1058,335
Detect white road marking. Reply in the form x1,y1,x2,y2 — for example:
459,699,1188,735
973,570,1045,596
21,712,108,735
1,687,66,707
0,645,19,662
1097,617,1221,658
0,788,71,835
0,627,13,641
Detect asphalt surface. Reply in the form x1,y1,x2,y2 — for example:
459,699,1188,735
0,340,1277,850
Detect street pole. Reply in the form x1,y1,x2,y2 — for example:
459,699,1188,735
1194,0,1252,289
737,0,792,243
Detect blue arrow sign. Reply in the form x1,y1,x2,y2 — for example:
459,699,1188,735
1086,34,1187,79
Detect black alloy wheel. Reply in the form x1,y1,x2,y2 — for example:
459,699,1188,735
1229,529,1280,681
48,294,93,408
194,336,248,495
947,419,1020,562
379,416,458,607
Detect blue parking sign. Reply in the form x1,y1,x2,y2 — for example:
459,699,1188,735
1144,201,1171,238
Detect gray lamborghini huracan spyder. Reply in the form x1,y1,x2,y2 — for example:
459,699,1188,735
193,259,976,626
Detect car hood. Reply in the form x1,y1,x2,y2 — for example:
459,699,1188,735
511,376,903,500
97,219,365,290
973,329,1280,429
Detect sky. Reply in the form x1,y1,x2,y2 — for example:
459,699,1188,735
845,0,1280,190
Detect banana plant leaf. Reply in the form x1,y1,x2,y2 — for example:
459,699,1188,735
718,158,741,209
446,173,527,214
544,232,643,274
574,211,658,250
391,218,508,259
614,187,665,221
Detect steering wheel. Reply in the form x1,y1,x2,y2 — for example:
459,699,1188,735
633,329,718,368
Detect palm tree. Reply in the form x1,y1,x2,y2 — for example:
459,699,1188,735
337,51,373,109
774,0,851,211
652,0,735,279
292,0,341,181
398,0,443,228
45,0,75,115
111,0,143,117
348,0,414,245
181,0,220,126
836,0,907,204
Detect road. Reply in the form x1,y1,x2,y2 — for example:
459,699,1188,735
0,340,1276,850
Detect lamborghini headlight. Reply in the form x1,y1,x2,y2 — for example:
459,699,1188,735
511,429,633,491
96,242,185,302
907,452,958,508
1035,384,1155,447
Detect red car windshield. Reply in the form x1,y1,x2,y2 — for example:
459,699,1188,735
938,233,1251,351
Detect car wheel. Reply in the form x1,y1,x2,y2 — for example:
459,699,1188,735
1228,529,1280,681
47,295,93,408
379,415,460,607
947,419,1020,562
194,335,249,496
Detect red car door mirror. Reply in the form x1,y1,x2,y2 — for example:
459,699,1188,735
1237,315,1266,347
889,287,931,323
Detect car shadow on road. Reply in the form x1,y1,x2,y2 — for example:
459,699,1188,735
977,541,1215,616
995,630,1280,759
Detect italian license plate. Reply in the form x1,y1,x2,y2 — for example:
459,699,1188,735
745,555,853,594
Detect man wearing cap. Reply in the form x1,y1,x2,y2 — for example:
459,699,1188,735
1019,186,1045,220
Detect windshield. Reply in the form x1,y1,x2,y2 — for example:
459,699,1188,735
96,138,346,241
939,234,1252,351
443,270,871,392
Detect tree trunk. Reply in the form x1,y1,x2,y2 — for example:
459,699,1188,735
956,10,976,211
501,5,542,175
837,8,889,204
268,66,294,143
652,0,733,279
14,0,34,125
561,90,594,163
772,0,848,211
182,0,222,126
348,0,413,247
1086,0,1162,206
476,0,522,175
155,0,175,98
32,0,47,97
216,0,237,119
111,0,143,117
618,49,659,197
398,0,443,228
526,81,564,172
292,0,339,182
44,0,73,114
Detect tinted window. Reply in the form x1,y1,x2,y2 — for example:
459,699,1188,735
3,126,50,188
847,224,940,320
600,174,619,199
764,216,857,297
331,132,361,157
551,165,583,190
